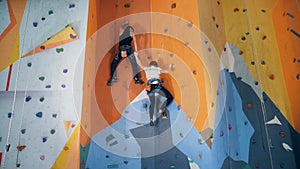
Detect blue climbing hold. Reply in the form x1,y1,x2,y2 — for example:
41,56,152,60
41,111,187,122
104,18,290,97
61,84,66,88
42,137,47,143
36,112,43,118
52,114,57,118
25,96,32,102
70,34,77,39
69,4,75,8
33,22,38,27
261,61,266,65
45,85,51,89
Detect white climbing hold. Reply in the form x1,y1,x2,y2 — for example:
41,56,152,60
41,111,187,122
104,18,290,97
282,143,293,152
265,116,282,125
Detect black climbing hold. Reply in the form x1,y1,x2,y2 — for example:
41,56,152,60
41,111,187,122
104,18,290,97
241,36,246,41
124,161,128,164
216,24,219,28
69,4,75,8
36,112,43,118
33,22,38,27
255,81,258,85
251,61,255,65
40,45,45,50
261,9,266,13
243,9,247,12
6,144,11,152
105,155,110,158
25,96,32,102
124,3,130,8
41,17,45,21
171,3,176,9
8,112,12,118
21,129,26,134
27,62,32,67
40,97,45,102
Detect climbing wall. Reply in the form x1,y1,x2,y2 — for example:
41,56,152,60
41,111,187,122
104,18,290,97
0,0,300,169
0,0,89,168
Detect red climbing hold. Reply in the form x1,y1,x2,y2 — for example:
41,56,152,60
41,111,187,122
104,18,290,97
228,125,232,131
233,8,239,12
239,51,244,55
262,35,267,40
279,132,285,138
17,145,26,151
247,104,252,109
64,146,69,151
269,74,275,80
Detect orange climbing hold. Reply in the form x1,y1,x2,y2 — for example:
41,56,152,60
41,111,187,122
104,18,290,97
279,132,285,138
17,145,26,151
63,146,69,151
247,104,252,109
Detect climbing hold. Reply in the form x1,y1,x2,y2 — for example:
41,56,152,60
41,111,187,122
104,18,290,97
33,22,38,27
247,104,252,109
269,74,275,80
70,34,77,39
228,125,232,130
244,121,248,125
143,103,147,108
261,9,266,13
50,129,56,134
255,81,258,85
199,154,203,160
216,24,219,28
45,85,51,88
282,142,293,152
296,74,300,80
198,139,203,144
290,29,300,38
42,137,47,143
237,77,242,81
48,10,53,15
36,112,43,118
56,48,64,53
233,8,239,12
177,105,181,110
163,28,168,33
6,144,11,151
239,51,244,55
251,61,255,65
69,4,75,8
21,129,26,134
52,114,57,118
40,45,45,50
224,47,226,51
27,62,32,67
107,164,119,168
211,102,214,107
229,106,232,112
192,70,197,75
40,97,45,102
41,17,45,21
64,146,69,151
256,27,260,31
16,163,21,168
241,36,246,41
124,161,128,164
61,84,66,88
40,155,45,160
171,3,176,9
7,112,12,118
124,3,130,8
245,32,250,35
17,145,26,151
105,155,110,158
279,132,285,138
261,61,266,65
262,35,267,40
217,1,220,5
179,133,184,138
184,42,189,46
208,47,211,52
187,22,193,28
220,131,224,136
212,16,215,21
63,69,68,74
39,76,45,81
25,96,32,102
243,9,247,12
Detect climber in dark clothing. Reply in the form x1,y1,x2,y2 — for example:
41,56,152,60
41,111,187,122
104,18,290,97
146,78,174,126
107,22,144,86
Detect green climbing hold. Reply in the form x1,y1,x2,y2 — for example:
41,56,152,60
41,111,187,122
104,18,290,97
39,76,45,81
251,61,255,65
237,77,242,80
21,129,26,134
143,103,147,108
189,159,194,163
124,3,130,8
243,164,252,169
48,10,53,15
124,135,129,139
40,97,45,102
245,32,250,35
27,62,32,67
244,121,248,125
56,48,64,53
107,164,119,168
261,9,266,13
50,129,56,134
170,165,176,168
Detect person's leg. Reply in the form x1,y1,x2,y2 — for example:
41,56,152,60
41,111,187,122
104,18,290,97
107,52,122,86
149,95,155,126
128,53,144,84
